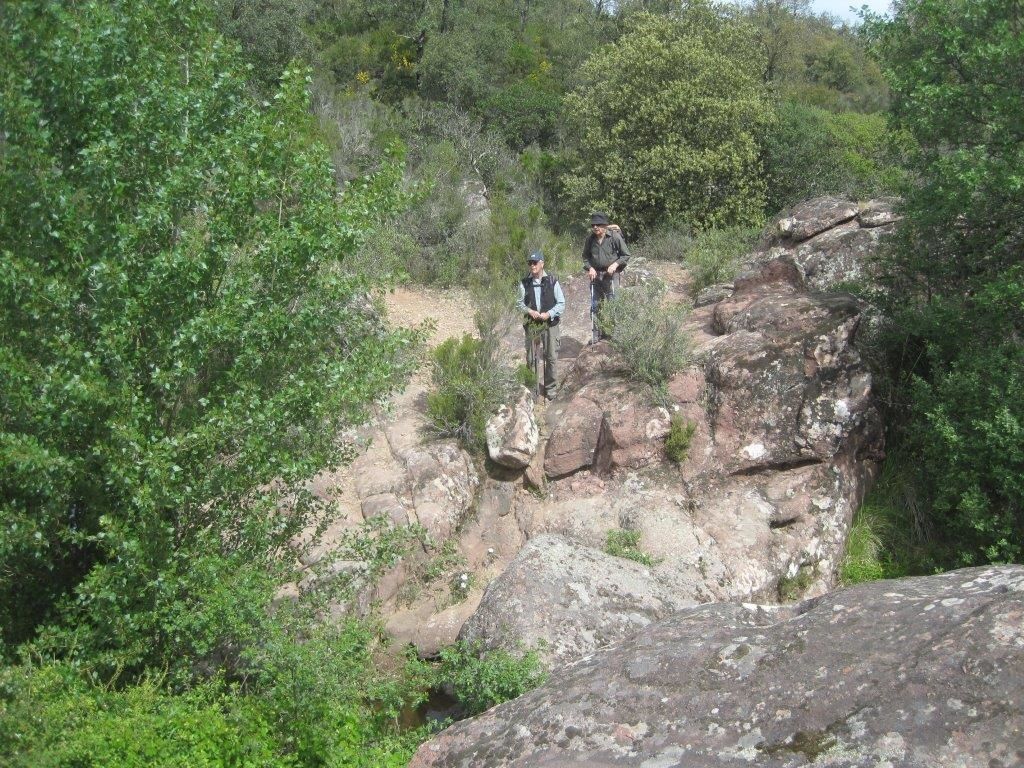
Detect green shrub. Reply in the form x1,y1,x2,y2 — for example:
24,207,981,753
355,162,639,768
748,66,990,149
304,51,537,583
597,283,691,387
480,79,561,150
435,641,547,716
426,303,520,453
762,100,908,214
665,415,697,464
560,9,774,232
906,340,1024,565
862,0,1024,568
685,226,760,294
839,509,888,584
605,529,659,567
0,622,433,768
0,664,285,768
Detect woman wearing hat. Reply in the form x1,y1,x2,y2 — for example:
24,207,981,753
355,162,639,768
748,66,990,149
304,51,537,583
582,212,631,342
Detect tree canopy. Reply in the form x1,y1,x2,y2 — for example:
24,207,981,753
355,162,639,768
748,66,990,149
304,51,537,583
559,8,775,232
0,0,415,668
868,0,1024,565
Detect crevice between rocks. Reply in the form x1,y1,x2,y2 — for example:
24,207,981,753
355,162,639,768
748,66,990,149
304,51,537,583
729,457,823,477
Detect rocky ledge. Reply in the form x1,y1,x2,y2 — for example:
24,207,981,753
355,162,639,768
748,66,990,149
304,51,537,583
412,566,1024,767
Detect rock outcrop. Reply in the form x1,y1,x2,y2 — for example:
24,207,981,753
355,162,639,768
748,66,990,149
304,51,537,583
485,212,884,664
459,534,696,663
412,566,1024,768
313,196,893,662
759,195,900,293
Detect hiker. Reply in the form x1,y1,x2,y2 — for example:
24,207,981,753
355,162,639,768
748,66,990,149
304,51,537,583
582,211,631,342
516,251,564,400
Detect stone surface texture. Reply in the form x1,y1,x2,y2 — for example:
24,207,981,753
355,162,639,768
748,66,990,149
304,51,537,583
411,566,1024,768
459,534,696,663
308,198,893,662
486,387,540,469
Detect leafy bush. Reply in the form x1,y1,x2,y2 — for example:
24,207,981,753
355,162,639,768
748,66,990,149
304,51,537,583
664,415,697,464
436,641,547,716
0,622,432,768
426,297,520,453
0,664,284,768
864,0,1024,567
906,340,1024,565
605,529,659,567
560,8,774,232
762,100,907,214
480,78,562,150
0,0,421,669
597,283,691,387
685,226,760,294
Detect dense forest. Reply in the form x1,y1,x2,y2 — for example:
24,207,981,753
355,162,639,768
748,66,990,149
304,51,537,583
1,0,1021,764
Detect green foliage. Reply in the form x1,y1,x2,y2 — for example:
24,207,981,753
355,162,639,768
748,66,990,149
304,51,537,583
762,100,908,213
0,621,432,767
0,664,284,767
597,283,691,387
604,529,659,567
0,4,433,765
664,415,697,464
560,8,775,232
685,226,761,293
906,339,1024,565
742,1,888,112
862,0,1024,567
213,0,314,93
435,641,547,715
777,564,814,601
353,99,573,288
426,309,520,453
0,0,419,670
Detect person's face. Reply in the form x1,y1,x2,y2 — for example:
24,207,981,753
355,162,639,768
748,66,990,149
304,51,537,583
592,223,607,237
529,259,544,276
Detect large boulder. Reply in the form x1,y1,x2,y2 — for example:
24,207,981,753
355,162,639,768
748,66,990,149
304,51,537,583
707,286,880,473
411,566,1024,768
543,345,674,479
754,196,901,293
486,387,539,470
459,534,696,663
775,196,860,241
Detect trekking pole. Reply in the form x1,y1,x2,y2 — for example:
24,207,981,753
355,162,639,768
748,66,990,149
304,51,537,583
590,277,600,344
527,321,544,399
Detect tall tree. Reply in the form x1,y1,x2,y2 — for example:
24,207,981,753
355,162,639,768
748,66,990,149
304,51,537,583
868,0,1024,565
0,0,415,668
559,7,774,231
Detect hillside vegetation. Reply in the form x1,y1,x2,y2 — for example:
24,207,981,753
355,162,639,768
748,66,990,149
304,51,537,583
2,0,1021,764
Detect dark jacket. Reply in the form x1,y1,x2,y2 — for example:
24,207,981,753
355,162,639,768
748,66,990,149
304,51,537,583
582,229,631,272
520,274,562,326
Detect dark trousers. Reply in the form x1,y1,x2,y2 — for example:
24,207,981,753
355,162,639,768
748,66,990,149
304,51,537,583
591,272,619,341
525,323,559,396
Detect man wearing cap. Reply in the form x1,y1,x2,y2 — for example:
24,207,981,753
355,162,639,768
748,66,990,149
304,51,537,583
582,212,631,342
516,251,565,400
